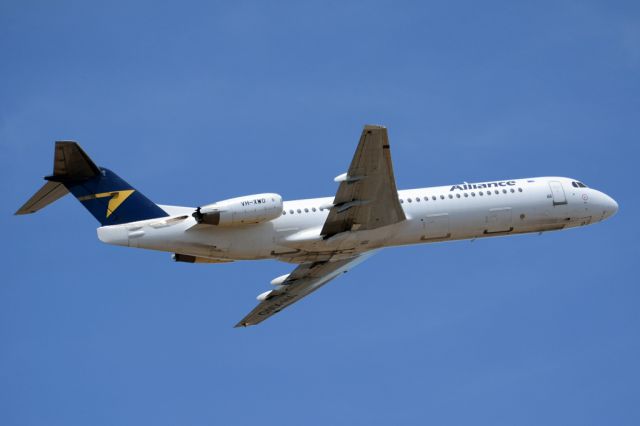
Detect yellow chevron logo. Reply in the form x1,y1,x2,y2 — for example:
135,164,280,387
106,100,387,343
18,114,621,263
77,190,135,218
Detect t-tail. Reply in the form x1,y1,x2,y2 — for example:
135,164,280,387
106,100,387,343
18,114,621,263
15,141,168,226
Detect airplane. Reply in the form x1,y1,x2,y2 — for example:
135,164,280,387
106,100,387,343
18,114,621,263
16,125,618,327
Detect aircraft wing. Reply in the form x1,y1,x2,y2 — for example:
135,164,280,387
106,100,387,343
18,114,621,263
321,125,406,238
235,251,377,327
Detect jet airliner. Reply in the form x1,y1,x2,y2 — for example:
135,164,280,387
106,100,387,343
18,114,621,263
16,125,618,326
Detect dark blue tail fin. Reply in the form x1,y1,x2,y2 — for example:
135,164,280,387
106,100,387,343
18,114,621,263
16,141,168,226
64,167,168,226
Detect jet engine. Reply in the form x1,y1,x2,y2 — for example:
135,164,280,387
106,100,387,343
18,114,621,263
193,193,283,226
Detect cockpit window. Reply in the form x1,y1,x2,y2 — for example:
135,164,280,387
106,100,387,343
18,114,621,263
572,181,588,188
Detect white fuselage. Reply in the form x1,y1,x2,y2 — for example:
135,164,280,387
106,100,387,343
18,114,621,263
97,177,618,264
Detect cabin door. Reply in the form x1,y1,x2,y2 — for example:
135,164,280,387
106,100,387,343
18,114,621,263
549,181,567,205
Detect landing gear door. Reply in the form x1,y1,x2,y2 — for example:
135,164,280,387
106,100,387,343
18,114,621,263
549,181,567,206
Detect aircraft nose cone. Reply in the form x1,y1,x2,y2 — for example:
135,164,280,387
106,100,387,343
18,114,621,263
605,195,619,218
598,192,618,220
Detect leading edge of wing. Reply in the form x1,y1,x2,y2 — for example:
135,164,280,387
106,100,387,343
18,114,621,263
234,251,378,328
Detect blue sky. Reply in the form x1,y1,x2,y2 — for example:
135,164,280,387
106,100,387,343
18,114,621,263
1,1,639,425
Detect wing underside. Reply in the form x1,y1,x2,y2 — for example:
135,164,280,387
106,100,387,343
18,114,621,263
235,252,376,327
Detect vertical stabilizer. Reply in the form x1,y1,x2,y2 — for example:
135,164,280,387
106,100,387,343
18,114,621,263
16,141,169,226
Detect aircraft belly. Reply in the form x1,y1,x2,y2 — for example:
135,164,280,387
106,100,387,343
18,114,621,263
282,225,395,252
101,217,278,261
125,221,232,258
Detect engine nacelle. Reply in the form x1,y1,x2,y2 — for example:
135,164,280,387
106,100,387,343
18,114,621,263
194,193,283,226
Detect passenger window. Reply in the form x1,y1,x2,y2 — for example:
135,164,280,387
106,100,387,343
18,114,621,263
471,192,476,197
510,188,515,193
304,208,309,213
416,197,420,202
464,193,469,197
479,191,484,196
408,198,412,203
448,194,453,199
297,209,301,213
440,195,445,200
502,189,507,194
518,188,523,192
424,196,429,201
282,211,286,215
312,207,316,212
486,191,491,196
456,194,461,198
289,209,294,214
495,190,499,194
400,199,404,203
432,196,436,201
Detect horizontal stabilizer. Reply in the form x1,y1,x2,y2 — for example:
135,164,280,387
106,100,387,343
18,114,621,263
15,181,69,215
49,141,100,181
